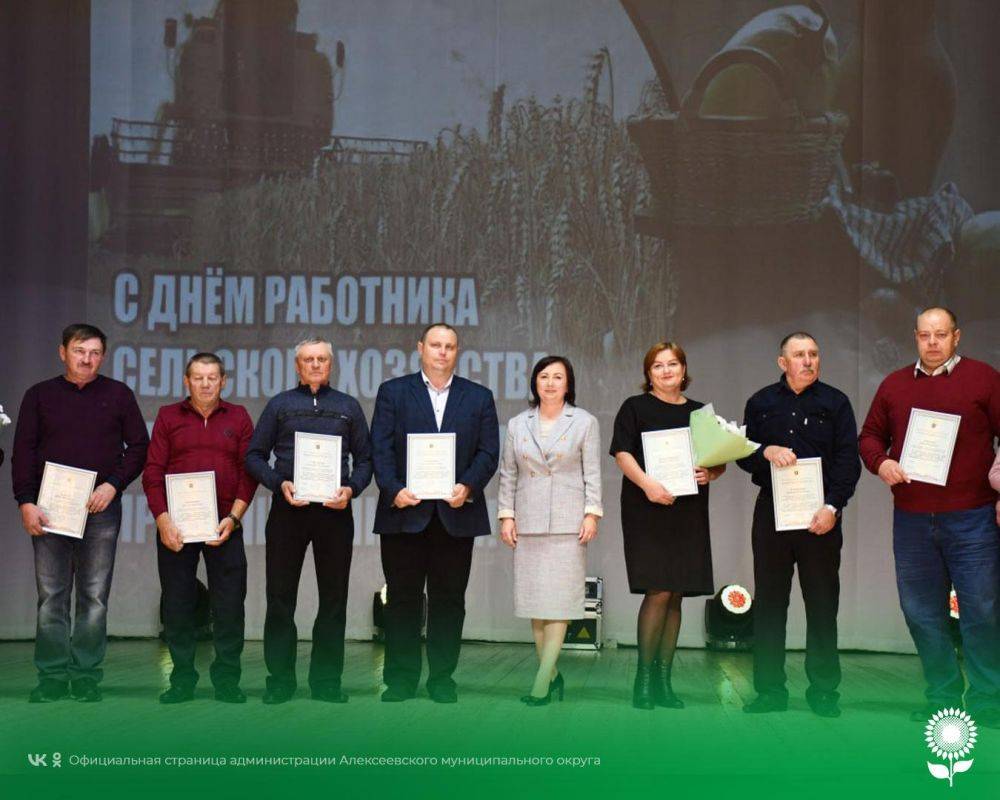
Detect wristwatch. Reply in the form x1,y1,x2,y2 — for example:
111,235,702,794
225,513,243,531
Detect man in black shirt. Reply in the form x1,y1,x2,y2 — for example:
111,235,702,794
737,332,861,717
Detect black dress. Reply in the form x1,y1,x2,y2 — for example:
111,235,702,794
609,393,714,596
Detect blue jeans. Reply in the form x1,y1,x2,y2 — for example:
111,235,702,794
31,502,121,684
893,504,1000,714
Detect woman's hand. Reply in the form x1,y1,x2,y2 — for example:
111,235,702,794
500,518,517,548
694,464,725,485
643,480,675,505
578,514,599,544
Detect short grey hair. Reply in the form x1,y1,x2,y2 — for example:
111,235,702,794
294,337,334,358
779,331,818,354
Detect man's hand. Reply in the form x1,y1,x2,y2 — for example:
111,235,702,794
643,480,675,506
281,481,310,507
578,514,599,544
808,506,837,536
156,513,184,552
393,488,421,508
323,486,353,511
764,446,797,468
499,518,517,548
877,459,910,487
447,483,471,509
87,482,117,514
20,503,48,537
205,515,236,547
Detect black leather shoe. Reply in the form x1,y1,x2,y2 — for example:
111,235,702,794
71,678,102,703
910,703,960,723
262,686,295,705
632,665,655,710
28,680,69,703
428,685,458,704
807,692,841,718
743,693,788,714
381,686,416,703
521,673,564,707
312,686,349,703
159,685,195,704
214,686,247,704
651,660,684,709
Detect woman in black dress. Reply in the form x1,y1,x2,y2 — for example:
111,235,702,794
610,342,725,710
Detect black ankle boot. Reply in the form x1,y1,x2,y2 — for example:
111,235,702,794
632,664,655,710
652,659,684,709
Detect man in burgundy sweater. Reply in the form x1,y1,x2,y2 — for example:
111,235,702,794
859,307,999,728
142,352,257,704
12,324,149,703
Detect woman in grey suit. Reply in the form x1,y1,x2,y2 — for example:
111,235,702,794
498,355,602,705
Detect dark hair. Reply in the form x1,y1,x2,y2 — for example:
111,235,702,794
779,331,818,354
642,342,690,392
419,322,458,343
529,356,576,407
185,352,226,378
61,323,107,352
917,306,959,329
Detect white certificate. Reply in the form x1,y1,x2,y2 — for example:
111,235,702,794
641,428,698,497
407,432,456,500
899,408,961,487
37,461,97,538
771,457,824,532
166,471,220,543
293,432,342,502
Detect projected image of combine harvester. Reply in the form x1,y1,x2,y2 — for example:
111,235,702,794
90,0,426,255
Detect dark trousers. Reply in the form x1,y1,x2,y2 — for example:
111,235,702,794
379,511,475,694
157,533,247,690
264,496,354,692
751,492,842,699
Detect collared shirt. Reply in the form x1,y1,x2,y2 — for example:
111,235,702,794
142,398,257,519
914,353,961,378
737,376,861,511
421,370,453,430
12,374,149,505
245,383,373,498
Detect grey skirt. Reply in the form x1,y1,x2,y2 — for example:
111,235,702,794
513,533,587,619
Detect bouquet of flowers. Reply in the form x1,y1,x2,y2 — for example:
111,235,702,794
0,404,11,466
690,403,759,468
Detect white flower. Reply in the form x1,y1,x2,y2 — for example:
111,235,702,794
0,404,11,428
925,708,977,760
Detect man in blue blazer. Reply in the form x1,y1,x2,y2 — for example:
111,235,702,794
371,322,499,703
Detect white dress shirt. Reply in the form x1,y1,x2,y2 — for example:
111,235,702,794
422,370,453,430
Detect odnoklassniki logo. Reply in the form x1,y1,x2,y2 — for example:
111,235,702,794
27,752,61,768
925,708,977,787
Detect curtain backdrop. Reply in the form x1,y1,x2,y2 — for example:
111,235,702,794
2,0,998,653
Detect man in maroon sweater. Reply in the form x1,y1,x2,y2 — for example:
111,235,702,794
12,324,149,703
142,352,257,704
859,307,1000,728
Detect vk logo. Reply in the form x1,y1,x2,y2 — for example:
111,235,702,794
27,754,47,767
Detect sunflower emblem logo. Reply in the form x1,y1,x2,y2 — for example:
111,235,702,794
925,708,977,786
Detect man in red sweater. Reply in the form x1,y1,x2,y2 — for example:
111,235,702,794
142,353,257,704
859,307,999,728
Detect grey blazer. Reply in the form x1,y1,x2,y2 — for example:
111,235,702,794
497,404,603,534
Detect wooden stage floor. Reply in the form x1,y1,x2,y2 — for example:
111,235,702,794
1,640,997,798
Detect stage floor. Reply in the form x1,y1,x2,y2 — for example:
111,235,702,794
1,640,997,797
